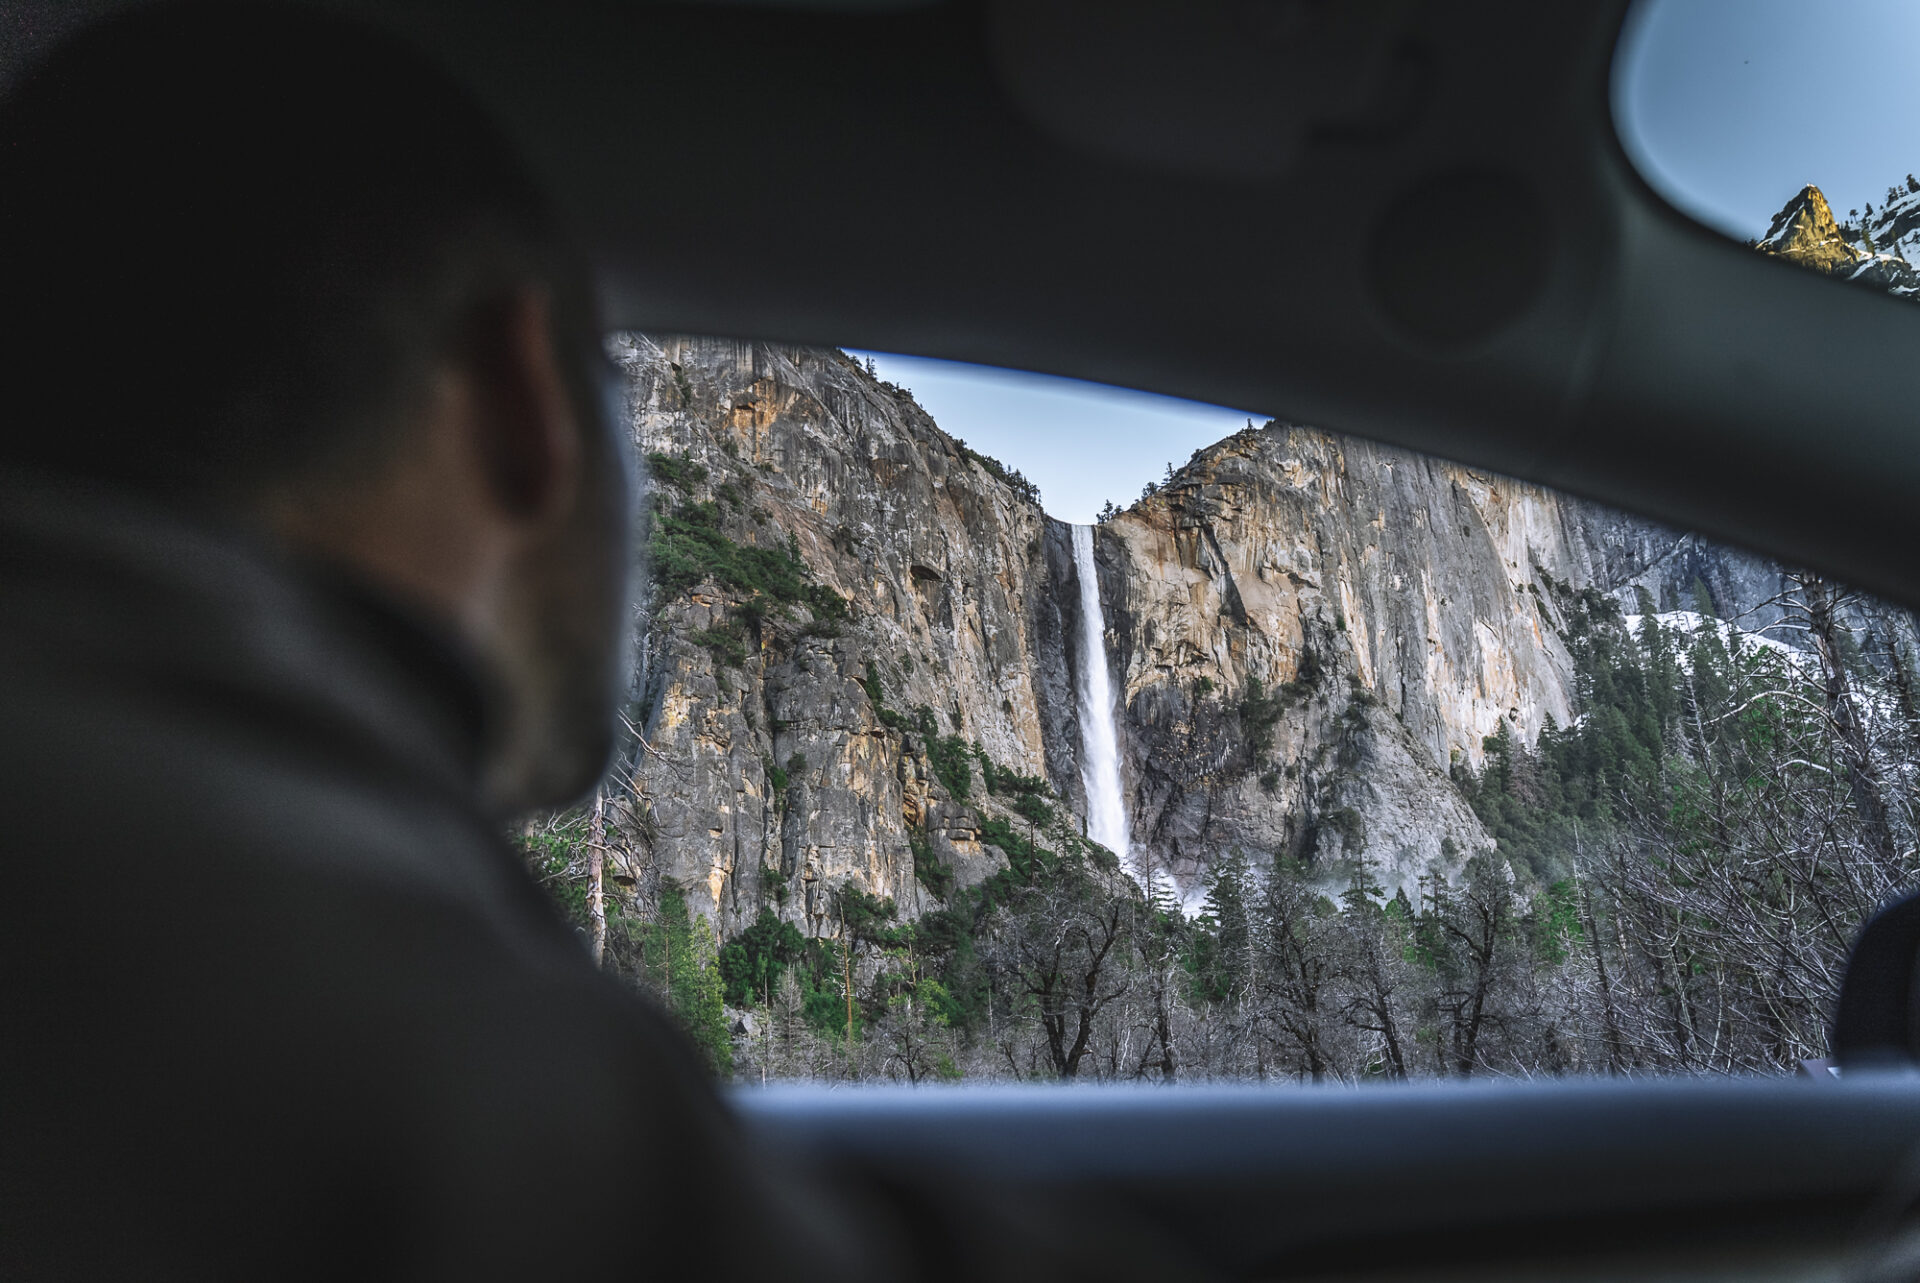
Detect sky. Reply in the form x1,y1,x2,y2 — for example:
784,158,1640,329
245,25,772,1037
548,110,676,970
1614,0,1920,238
851,0,1916,524
847,352,1261,526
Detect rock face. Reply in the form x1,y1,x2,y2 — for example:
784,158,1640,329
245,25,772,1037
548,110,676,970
1097,425,1920,906
616,335,1075,938
1096,428,1580,903
616,332,1907,935
1756,182,1920,298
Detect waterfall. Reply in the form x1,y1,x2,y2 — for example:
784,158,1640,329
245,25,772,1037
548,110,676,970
1071,524,1130,866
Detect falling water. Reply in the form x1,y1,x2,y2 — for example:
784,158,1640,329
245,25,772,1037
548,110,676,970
1071,525,1130,865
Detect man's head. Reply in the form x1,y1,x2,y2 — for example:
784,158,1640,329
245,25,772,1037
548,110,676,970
0,1,632,814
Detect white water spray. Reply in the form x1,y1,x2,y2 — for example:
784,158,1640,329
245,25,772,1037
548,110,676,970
1071,525,1130,866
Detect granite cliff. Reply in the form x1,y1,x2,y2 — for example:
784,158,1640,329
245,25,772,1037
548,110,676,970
613,333,1894,934
613,335,1075,939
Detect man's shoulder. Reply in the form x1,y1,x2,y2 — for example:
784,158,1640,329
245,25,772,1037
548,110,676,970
0,647,728,1280
4,648,506,903
0,621,673,1092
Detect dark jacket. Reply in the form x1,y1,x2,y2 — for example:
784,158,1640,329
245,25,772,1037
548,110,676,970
0,475,1181,1279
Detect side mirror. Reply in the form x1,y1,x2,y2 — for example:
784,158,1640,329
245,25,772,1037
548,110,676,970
1833,892,1920,1069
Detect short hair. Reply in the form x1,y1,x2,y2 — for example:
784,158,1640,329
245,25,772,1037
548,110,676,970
0,1,596,497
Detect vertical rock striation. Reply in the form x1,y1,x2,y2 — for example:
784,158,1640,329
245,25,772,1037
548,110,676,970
615,335,1076,938
1098,426,1583,903
613,333,1898,934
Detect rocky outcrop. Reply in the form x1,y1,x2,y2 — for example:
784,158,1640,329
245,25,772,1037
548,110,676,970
1755,182,1920,298
1758,184,1867,276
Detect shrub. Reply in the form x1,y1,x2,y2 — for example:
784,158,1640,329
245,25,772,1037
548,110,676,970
910,831,954,899
837,885,899,945
649,501,849,627
1322,806,1367,851
863,660,907,729
977,816,1054,882
693,621,747,670
735,595,770,632
1239,676,1285,761
971,741,994,791
645,450,708,492
651,502,799,599
1013,793,1055,828
810,588,850,625
978,751,1051,798
925,733,972,801
1077,836,1120,873
718,907,806,1007
1286,646,1324,696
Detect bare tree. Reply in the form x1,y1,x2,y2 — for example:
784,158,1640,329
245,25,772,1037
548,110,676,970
1337,869,1413,1080
1257,861,1341,1082
986,858,1136,1079
1420,856,1522,1078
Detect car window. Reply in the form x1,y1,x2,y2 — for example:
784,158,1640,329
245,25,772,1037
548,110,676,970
1615,0,1920,300
514,323,1920,1085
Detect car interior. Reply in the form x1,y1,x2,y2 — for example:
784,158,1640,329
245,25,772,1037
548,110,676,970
11,0,1920,1277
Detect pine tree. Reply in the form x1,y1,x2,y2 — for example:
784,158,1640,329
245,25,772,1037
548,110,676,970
645,888,734,1076
1196,848,1254,1001
1689,576,1715,618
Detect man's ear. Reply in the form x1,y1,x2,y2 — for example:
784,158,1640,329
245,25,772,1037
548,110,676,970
465,288,581,522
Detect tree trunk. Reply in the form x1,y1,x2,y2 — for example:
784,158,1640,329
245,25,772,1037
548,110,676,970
1579,879,1625,1074
1379,1005,1407,1081
587,789,608,967
1154,977,1178,1081
841,930,855,1071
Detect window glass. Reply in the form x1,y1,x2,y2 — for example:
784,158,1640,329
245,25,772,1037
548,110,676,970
1615,0,1920,296
519,334,1920,1084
